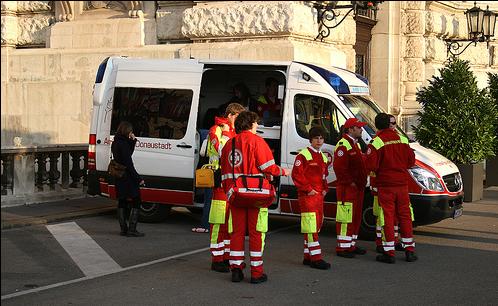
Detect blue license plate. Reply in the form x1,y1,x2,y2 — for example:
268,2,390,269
453,208,463,219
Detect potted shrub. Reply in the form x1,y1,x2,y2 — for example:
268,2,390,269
414,58,497,202
486,72,498,186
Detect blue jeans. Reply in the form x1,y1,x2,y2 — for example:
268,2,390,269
201,188,213,229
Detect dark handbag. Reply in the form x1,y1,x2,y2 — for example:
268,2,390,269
108,157,126,179
228,138,276,208
213,167,222,187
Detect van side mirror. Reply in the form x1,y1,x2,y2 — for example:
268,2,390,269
278,85,285,100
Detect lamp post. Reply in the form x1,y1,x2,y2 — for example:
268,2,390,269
312,1,383,42
444,2,497,57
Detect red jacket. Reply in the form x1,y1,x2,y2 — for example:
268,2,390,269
221,131,284,193
292,147,329,195
208,117,236,155
333,134,367,188
365,129,415,187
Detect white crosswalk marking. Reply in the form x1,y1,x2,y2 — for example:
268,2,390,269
46,222,121,277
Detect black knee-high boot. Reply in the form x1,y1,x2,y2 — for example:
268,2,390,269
117,208,128,236
127,208,145,237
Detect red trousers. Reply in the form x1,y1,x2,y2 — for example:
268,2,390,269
229,205,267,278
336,184,364,252
378,185,415,256
209,188,230,263
299,193,324,262
374,192,399,247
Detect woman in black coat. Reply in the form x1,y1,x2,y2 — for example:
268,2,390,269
111,121,145,237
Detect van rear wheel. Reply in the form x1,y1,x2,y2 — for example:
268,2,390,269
359,191,376,241
139,203,171,223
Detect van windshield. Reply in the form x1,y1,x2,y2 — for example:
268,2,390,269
338,95,410,141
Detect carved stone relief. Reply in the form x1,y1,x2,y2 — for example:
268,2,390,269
55,1,74,22
83,1,143,18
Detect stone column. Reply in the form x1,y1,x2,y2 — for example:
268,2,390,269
370,1,401,112
400,1,426,135
156,1,194,43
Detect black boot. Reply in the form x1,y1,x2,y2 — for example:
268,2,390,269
310,259,331,270
376,253,396,264
127,208,145,237
117,208,128,236
231,268,244,282
405,251,418,262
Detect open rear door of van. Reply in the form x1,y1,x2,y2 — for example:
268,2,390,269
98,58,204,206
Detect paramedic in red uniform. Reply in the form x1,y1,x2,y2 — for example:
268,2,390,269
221,111,290,284
374,114,403,253
333,118,368,258
291,126,331,270
366,113,417,263
206,103,245,273
255,77,282,125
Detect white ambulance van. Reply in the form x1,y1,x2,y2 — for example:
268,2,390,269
87,57,464,238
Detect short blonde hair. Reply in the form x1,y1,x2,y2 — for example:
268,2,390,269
224,103,246,117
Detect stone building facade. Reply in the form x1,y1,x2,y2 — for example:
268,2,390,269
1,1,497,147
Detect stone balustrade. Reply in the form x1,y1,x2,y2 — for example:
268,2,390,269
1,144,88,207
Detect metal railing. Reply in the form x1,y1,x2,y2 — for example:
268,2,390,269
1,144,88,204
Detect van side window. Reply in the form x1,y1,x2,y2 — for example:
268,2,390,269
111,87,193,140
294,94,346,145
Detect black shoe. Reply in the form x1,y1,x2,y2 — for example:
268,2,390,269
211,262,230,273
302,259,311,266
250,274,268,284
231,268,244,282
395,242,404,251
353,246,367,255
405,251,418,262
376,245,384,254
126,230,145,237
376,253,395,264
336,251,355,258
310,259,331,270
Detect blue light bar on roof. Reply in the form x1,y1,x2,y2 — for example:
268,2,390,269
298,62,369,95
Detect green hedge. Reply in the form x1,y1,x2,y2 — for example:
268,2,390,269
414,58,497,164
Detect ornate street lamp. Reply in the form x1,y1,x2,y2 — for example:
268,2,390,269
312,1,383,42
444,2,497,57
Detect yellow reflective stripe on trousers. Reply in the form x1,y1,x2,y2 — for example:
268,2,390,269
409,203,414,221
372,195,379,217
210,224,220,244
208,199,227,224
256,208,268,233
340,223,348,236
301,212,317,233
336,201,353,223
228,211,233,234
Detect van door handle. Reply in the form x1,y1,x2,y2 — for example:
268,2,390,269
177,144,192,148
290,151,299,155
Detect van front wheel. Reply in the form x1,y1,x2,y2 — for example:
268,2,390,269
139,203,171,223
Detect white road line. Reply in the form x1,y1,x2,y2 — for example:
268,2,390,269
46,222,121,277
1,223,298,301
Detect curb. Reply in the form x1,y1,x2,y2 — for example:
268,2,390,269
1,206,116,230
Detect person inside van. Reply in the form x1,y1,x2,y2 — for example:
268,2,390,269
255,77,283,126
220,82,257,113
111,121,145,237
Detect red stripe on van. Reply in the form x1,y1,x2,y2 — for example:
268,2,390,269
99,182,193,205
